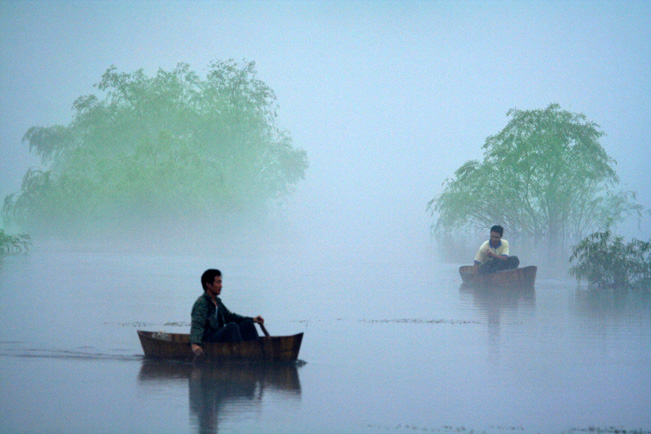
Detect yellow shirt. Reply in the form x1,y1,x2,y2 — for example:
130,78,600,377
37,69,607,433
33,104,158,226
474,239,509,265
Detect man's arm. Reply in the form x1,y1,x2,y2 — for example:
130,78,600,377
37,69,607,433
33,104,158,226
487,240,509,260
190,298,208,356
220,300,257,324
474,241,489,267
487,250,508,260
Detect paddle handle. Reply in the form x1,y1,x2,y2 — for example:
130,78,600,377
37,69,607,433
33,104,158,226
259,323,270,337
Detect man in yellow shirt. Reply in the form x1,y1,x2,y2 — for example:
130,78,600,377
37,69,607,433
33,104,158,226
473,225,520,274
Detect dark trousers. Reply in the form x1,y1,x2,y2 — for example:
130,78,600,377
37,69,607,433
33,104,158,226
206,319,259,343
479,256,520,274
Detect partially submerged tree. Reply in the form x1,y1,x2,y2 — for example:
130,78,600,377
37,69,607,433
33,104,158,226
428,104,642,242
0,229,31,254
3,60,308,235
569,230,651,291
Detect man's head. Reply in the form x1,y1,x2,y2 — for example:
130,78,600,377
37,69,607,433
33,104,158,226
490,225,504,236
201,269,222,293
489,225,503,247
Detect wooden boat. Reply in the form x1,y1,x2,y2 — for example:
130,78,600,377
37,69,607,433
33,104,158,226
137,330,303,362
459,265,537,288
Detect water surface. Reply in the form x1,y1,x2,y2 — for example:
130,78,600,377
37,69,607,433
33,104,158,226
1,238,650,434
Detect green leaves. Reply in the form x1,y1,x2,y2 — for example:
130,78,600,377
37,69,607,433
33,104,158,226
0,228,31,254
569,230,651,290
428,104,642,240
3,60,308,235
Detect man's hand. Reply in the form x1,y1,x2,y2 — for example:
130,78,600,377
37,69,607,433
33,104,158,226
487,250,505,260
253,315,264,325
191,343,203,357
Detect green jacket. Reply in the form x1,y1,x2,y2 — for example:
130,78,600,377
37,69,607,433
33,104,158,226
190,293,251,345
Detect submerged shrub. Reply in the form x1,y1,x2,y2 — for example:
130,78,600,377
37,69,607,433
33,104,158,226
0,229,31,254
569,230,651,290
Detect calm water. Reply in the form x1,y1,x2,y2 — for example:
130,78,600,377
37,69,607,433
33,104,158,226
1,236,650,434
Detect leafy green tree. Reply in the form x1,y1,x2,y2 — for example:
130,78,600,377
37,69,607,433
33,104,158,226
428,104,642,241
3,60,308,235
569,230,651,290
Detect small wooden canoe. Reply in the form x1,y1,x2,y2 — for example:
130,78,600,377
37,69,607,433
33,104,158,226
459,265,537,288
137,330,303,362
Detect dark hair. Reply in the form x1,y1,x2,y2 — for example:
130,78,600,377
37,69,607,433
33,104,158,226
490,225,504,236
201,269,222,290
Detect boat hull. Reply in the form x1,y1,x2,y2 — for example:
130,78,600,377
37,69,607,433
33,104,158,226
137,330,303,362
459,265,537,288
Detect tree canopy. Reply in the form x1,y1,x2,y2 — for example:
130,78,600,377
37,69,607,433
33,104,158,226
428,104,642,241
3,60,308,235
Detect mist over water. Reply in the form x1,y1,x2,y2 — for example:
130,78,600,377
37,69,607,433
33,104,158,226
2,2,651,433
1,234,650,434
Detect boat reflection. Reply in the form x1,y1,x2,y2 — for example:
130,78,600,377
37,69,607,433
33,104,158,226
460,283,537,352
460,283,536,323
138,360,302,433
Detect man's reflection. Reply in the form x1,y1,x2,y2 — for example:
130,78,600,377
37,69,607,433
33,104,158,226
460,283,536,325
460,283,536,349
138,361,302,434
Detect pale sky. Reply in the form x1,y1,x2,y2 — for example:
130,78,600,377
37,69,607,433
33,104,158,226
1,0,650,238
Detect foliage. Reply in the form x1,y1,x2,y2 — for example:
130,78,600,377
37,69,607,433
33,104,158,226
0,229,31,254
3,60,308,235
428,104,643,241
569,230,651,290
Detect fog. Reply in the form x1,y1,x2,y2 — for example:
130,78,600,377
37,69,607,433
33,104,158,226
1,1,650,249
2,4,651,432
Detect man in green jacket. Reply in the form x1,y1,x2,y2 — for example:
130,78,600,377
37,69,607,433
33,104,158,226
190,268,264,357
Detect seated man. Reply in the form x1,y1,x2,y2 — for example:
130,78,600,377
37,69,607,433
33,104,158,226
190,268,264,357
473,225,520,274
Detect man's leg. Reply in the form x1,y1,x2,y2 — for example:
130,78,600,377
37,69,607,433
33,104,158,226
207,322,242,343
479,260,499,274
479,256,519,274
505,256,520,270
238,319,260,341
